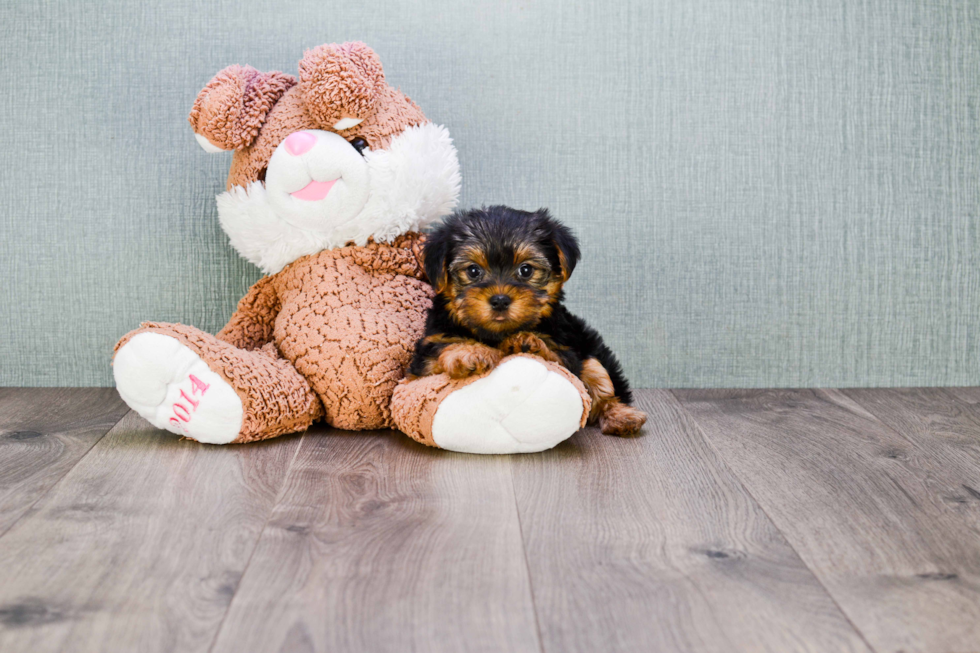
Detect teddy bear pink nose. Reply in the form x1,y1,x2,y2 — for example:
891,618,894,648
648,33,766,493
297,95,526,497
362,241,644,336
284,131,316,156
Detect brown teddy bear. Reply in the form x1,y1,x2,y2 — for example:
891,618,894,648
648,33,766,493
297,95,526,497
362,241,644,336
112,42,591,454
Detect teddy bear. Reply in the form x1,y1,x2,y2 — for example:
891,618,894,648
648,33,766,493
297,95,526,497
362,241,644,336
112,42,591,454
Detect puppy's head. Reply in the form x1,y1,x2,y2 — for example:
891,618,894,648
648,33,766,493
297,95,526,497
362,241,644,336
423,206,580,338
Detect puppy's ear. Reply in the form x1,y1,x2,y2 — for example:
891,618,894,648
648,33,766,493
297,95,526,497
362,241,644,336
536,209,581,281
422,224,453,292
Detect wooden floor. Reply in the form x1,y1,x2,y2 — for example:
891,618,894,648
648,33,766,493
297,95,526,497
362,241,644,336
0,388,979,652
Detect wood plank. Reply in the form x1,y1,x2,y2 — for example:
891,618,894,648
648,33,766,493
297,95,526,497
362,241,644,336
842,388,980,537
0,388,129,537
513,389,870,653
0,412,302,653
943,386,980,409
210,426,541,653
675,388,980,653
931,387,980,439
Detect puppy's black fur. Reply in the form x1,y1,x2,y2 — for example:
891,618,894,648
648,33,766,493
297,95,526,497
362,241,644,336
410,206,644,434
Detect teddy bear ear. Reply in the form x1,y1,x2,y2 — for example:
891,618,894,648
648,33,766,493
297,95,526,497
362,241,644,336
189,64,296,152
298,42,386,131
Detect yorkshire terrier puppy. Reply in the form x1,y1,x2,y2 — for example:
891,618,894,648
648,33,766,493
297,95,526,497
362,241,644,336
409,205,647,436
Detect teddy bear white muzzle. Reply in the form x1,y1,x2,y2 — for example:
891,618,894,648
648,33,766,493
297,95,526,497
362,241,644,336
264,129,370,231
215,122,461,275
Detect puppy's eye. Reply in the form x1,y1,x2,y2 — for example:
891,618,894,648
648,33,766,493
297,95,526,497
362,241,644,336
517,263,534,279
465,265,482,280
349,137,369,155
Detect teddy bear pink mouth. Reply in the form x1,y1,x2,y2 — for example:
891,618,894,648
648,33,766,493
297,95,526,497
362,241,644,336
290,178,337,201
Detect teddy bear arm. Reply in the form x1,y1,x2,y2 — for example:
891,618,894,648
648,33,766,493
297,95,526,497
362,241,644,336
217,274,281,351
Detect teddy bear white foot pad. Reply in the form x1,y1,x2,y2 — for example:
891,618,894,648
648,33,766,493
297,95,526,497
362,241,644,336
431,357,585,454
114,332,243,444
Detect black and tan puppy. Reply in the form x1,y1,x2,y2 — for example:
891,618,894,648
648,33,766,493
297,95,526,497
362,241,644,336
409,205,647,436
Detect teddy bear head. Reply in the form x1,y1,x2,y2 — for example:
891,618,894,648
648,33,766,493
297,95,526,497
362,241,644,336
189,42,460,274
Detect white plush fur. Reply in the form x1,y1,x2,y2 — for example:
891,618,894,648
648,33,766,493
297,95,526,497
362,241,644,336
114,332,243,444
431,357,585,454
195,132,227,153
216,122,461,274
332,117,363,130
264,130,371,232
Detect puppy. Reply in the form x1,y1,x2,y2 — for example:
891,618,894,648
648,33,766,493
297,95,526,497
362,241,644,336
409,205,647,436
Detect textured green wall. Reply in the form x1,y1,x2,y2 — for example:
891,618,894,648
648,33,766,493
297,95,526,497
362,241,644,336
1,0,978,387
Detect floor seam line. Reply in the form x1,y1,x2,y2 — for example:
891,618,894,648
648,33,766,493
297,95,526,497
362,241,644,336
668,389,881,653
838,387,967,454
0,406,131,543
510,459,547,653
205,429,308,653
835,387,980,545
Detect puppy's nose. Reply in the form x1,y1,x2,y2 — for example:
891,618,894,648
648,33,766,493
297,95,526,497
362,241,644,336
284,131,316,156
489,294,512,311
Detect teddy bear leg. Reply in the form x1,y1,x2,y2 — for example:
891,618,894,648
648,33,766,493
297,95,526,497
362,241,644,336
113,323,322,444
391,354,591,454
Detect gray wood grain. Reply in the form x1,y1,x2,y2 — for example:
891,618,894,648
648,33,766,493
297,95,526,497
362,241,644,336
842,388,980,537
512,389,871,653
675,388,980,653
210,427,540,653
0,411,301,653
943,387,980,409
3,386,978,652
0,388,129,537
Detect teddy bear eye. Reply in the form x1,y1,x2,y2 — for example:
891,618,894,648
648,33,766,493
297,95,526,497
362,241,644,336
349,137,369,155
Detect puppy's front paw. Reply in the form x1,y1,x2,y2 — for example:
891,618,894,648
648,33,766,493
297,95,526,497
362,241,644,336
439,343,503,379
500,332,561,363
599,402,647,436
